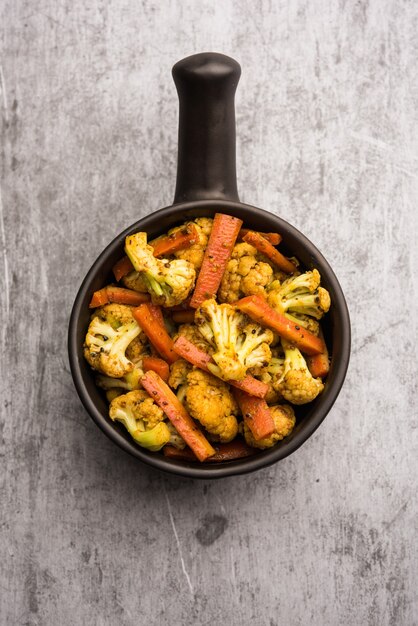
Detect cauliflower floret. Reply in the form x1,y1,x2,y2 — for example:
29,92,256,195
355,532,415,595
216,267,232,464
243,404,296,449
276,339,324,405
96,303,135,326
109,390,171,451
219,242,273,303
125,232,195,307
249,369,284,405
174,217,213,270
125,333,148,363
249,355,286,404
195,299,273,381
84,304,141,377
96,362,144,393
168,359,192,390
175,323,214,354
268,269,330,321
185,369,239,443
121,270,149,293
284,313,320,336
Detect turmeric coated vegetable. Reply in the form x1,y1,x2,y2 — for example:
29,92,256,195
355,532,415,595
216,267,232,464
84,304,141,378
185,369,239,443
218,243,273,304
109,390,171,451
125,232,195,307
173,217,213,270
275,339,324,405
267,269,330,320
195,299,273,381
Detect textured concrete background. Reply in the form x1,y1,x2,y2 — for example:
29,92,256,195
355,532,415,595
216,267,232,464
1,1,417,625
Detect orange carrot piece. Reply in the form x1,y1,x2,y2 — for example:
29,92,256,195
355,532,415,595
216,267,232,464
89,286,150,308
105,286,150,306
173,335,212,368
239,229,282,245
141,371,215,461
145,302,166,327
190,213,242,308
113,256,134,281
151,223,199,257
171,310,195,324
173,336,269,398
163,440,257,463
242,231,297,274
306,329,330,378
236,295,324,356
133,303,179,364
142,356,170,382
233,390,276,441
230,375,270,398
89,288,110,308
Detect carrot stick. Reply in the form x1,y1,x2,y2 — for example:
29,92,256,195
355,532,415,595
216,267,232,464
142,356,170,382
173,335,212,368
173,336,269,398
141,371,215,461
233,390,275,441
242,231,297,274
89,286,150,308
306,328,330,378
151,223,199,257
238,229,282,245
171,310,195,324
113,256,135,281
146,302,166,327
133,303,179,364
105,286,150,306
89,288,110,308
163,440,257,462
112,225,199,282
236,295,324,356
190,213,242,308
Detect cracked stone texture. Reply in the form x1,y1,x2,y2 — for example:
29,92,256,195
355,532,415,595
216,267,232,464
1,1,417,625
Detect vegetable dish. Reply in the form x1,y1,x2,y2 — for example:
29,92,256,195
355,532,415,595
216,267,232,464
84,213,331,462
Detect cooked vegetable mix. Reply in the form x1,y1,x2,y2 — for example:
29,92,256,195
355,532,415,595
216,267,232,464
83,214,331,462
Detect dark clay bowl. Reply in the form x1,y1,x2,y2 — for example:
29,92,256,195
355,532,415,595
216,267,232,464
68,53,350,478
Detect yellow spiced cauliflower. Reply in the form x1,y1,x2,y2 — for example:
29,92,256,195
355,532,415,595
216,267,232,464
109,390,171,451
84,304,141,378
276,340,324,405
185,369,239,443
125,232,196,307
219,243,273,303
173,217,213,270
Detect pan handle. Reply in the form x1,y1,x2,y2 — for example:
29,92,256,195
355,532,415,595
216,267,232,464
172,52,241,204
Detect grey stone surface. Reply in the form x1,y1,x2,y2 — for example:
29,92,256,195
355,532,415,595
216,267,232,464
1,1,417,624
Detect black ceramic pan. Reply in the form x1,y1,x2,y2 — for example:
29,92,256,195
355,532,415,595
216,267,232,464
68,53,350,478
